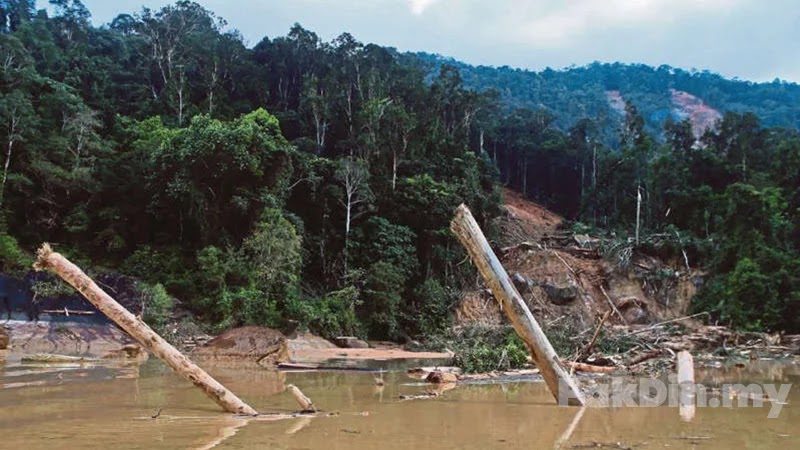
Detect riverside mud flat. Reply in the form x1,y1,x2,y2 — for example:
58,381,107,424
0,359,798,449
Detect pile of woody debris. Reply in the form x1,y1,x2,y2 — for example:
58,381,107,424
565,316,800,377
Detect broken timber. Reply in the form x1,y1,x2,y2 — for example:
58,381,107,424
287,384,316,413
33,244,259,416
677,350,695,422
450,205,585,406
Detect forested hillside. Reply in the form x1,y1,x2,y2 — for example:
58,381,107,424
1,1,799,336
413,53,800,146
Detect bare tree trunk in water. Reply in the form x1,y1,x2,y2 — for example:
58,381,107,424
33,244,259,416
450,206,585,406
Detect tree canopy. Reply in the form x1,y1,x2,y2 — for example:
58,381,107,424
1,1,799,335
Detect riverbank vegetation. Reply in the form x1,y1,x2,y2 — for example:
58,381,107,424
1,1,799,338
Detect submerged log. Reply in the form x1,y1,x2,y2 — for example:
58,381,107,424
33,244,258,416
450,205,585,406
22,353,99,363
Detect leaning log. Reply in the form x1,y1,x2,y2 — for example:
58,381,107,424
33,244,259,416
450,205,585,406
286,384,316,412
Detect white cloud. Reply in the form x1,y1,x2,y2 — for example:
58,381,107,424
408,0,441,15
512,0,740,46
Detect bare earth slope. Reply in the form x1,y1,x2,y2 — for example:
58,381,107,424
456,189,703,330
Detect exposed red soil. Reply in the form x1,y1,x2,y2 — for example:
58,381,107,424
670,89,722,139
502,188,563,232
495,188,563,247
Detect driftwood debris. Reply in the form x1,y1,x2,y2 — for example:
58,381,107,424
21,353,99,363
287,384,316,413
624,349,663,367
578,310,611,360
627,312,709,336
450,204,585,406
564,361,616,374
42,308,95,316
599,285,628,325
33,244,259,416
677,350,695,422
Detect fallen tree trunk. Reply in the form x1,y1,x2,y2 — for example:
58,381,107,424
33,244,259,416
564,361,616,374
450,205,585,406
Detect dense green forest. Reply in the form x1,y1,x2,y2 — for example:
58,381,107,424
1,1,798,337
415,53,800,146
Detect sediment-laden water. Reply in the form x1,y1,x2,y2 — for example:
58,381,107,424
0,358,798,449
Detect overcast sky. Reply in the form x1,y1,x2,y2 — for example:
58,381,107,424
57,0,800,83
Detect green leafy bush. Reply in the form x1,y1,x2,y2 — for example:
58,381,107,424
0,232,30,272
193,208,303,330
410,278,452,336
454,330,529,374
360,261,407,340
285,286,362,339
140,283,174,331
422,325,529,374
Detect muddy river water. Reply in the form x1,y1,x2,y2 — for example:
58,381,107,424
0,358,798,449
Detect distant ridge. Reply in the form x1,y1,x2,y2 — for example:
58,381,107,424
406,53,800,145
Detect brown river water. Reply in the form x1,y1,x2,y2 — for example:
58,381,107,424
0,357,798,449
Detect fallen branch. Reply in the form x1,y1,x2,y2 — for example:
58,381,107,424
578,311,611,360
628,312,710,336
564,361,616,373
625,349,663,366
42,309,95,315
33,243,258,416
599,285,628,325
551,250,577,275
